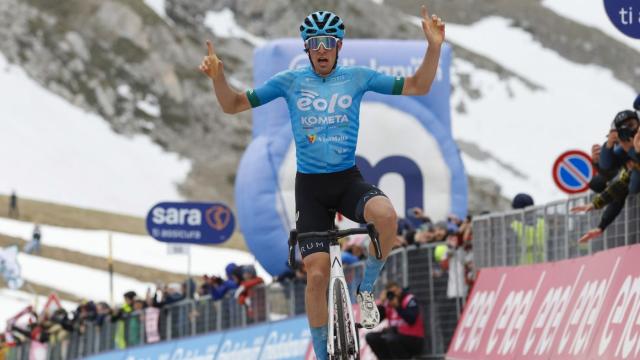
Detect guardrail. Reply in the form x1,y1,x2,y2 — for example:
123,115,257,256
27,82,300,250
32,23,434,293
5,242,465,360
472,192,640,268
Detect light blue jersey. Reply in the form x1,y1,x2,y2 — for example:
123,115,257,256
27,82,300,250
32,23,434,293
247,66,404,173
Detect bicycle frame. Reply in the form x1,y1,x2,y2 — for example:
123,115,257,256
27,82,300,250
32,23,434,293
288,223,381,359
327,241,358,357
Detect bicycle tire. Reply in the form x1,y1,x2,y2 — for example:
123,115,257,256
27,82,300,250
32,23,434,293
332,281,350,360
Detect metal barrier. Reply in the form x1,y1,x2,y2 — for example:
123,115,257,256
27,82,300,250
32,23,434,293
472,192,640,268
7,242,467,359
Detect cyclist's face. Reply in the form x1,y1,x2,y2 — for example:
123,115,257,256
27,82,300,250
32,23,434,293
307,40,342,76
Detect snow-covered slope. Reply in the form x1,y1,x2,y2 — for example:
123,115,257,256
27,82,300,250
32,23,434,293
0,218,271,281
0,54,190,216
444,17,636,204
18,253,153,301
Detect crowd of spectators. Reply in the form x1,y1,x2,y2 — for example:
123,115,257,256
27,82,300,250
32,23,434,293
571,94,640,243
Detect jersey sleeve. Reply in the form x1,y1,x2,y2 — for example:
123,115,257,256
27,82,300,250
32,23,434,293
360,67,404,95
246,70,294,108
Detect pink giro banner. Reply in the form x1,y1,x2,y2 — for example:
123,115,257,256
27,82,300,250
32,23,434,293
448,244,640,360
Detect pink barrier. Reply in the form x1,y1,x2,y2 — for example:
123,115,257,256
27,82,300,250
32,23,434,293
448,244,640,360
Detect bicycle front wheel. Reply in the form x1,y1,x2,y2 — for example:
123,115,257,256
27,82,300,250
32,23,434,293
331,281,358,360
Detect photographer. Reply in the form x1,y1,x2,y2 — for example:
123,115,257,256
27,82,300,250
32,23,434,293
209,263,240,300
572,110,640,243
365,282,424,360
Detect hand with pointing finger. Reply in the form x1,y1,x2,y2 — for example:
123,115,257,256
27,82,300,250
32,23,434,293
420,5,445,47
199,40,222,80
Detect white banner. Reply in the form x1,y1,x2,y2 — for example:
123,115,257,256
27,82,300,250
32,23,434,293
0,245,23,289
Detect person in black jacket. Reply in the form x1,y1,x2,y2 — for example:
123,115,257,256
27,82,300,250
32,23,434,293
365,282,425,359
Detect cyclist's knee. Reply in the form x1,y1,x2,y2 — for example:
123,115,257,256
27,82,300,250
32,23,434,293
369,205,398,231
365,198,397,230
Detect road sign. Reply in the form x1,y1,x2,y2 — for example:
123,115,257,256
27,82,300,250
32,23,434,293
146,202,235,244
552,150,594,194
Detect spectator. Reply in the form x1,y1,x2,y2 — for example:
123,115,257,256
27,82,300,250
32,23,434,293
183,278,196,299
341,235,366,265
113,291,136,349
571,165,635,242
199,275,214,296
209,263,240,300
511,193,534,209
407,207,432,228
365,282,424,359
572,110,640,243
115,292,136,317
0,333,7,360
24,224,42,255
275,260,307,283
162,283,185,306
599,111,640,192
8,190,18,218
234,265,264,307
45,308,72,354
439,233,472,341
414,223,435,245
95,302,112,327
433,221,449,242
510,193,545,264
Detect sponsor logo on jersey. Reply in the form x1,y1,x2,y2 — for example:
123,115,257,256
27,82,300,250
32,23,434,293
300,114,349,129
296,90,352,113
305,134,348,144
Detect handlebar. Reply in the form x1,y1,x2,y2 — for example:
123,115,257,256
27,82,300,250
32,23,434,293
287,223,382,269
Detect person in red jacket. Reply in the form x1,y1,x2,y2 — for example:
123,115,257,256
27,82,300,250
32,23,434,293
365,282,425,359
234,265,264,307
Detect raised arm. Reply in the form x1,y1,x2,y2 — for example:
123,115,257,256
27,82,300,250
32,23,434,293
403,5,445,96
199,40,251,114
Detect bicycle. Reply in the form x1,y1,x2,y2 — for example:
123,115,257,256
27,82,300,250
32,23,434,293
288,223,382,360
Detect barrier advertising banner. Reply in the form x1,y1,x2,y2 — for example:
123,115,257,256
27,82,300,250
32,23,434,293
448,244,640,360
86,316,310,360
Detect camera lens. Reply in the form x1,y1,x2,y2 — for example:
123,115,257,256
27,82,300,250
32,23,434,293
386,290,395,300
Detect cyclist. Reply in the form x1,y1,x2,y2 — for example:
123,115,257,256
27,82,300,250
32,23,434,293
200,6,445,359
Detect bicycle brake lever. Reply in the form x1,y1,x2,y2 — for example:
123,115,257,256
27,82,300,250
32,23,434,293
288,230,298,269
366,223,382,260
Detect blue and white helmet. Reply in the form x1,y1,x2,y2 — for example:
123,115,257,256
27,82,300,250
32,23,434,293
299,11,345,41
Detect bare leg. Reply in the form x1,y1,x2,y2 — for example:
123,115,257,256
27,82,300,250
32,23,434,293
363,196,398,259
303,252,330,326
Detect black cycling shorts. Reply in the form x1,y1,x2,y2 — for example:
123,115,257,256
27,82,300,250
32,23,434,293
295,166,386,258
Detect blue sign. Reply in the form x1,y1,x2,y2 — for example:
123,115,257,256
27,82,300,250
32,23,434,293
552,150,594,194
605,0,640,39
146,202,235,244
235,39,466,275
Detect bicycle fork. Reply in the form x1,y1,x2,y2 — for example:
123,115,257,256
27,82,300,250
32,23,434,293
327,242,359,357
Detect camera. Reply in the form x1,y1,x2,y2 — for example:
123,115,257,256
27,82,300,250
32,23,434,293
618,126,638,142
614,110,639,141
386,290,396,301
